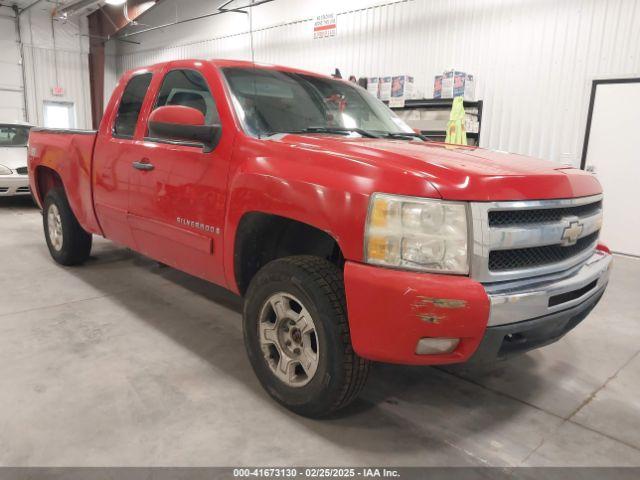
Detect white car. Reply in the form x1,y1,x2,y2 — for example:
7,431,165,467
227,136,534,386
0,122,32,196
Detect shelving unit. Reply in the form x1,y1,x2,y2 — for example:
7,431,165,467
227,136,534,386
384,98,484,146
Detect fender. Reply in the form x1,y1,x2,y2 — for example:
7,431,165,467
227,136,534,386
221,135,443,292
29,129,103,236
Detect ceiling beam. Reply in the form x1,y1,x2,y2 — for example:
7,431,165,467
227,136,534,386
54,0,101,18
86,0,160,129
117,0,275,39
18,0,46,15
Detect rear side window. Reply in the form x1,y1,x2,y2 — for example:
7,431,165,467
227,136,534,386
154,69,219,125
114,73,152,138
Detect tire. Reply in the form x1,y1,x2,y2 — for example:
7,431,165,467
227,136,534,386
43,188,92,266
243,255,370,417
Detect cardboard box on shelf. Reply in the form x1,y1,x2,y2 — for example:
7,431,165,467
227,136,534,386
379,77,392,101
461,74,475,101
434,75,443,99
465,115,479,134
437,70,476,101
391,75,414,100
366,77,380,98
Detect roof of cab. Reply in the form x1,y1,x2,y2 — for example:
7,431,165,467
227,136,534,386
210,59,331,78
127,59,334,81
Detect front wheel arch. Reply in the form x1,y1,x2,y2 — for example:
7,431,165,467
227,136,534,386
233,212,345,296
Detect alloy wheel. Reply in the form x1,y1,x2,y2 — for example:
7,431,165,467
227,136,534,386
47,204,64,252
258,292,320,387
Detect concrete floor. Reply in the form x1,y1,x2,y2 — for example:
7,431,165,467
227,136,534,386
1,196,639,467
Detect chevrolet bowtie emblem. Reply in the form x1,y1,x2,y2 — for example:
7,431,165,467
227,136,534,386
561,219,584,246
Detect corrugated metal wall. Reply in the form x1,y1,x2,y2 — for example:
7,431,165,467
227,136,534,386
3,5,91,126
111,0,640,165
0,14,25,122
22,46,91,128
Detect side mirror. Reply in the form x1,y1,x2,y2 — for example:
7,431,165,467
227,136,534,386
148,105,221,153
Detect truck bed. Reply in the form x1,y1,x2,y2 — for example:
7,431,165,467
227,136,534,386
28,128,102,235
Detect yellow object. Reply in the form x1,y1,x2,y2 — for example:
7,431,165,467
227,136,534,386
445,96,467,146
367,236,389,261
370,198,389,228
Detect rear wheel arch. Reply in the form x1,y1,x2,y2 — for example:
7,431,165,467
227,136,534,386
233,212,345,296
34,166,64,207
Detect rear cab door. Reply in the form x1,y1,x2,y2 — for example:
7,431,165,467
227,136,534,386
93,66,160,247
127,60,235,285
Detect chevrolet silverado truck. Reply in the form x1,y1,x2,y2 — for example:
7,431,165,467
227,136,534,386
28,60,612,417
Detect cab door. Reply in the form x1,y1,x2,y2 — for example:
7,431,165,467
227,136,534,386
93,69,155,247
127,62,233,285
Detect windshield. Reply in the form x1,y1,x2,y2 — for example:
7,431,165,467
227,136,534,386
222,67,414,138
0,125,30,147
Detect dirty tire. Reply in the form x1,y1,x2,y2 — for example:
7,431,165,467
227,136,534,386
243,255,370,417
43,188,92,266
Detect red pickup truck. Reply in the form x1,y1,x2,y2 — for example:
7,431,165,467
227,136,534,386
28,59,612,417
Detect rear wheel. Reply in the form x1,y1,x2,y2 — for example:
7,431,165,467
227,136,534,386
43,188,92,266
243,256,370,417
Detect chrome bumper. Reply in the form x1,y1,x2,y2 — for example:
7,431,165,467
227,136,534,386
485,250,612,327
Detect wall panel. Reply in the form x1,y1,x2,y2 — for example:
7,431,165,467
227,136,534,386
0,14,25,122
0,6,93,128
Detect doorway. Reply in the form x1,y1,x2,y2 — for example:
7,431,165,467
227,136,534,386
581,78,640,257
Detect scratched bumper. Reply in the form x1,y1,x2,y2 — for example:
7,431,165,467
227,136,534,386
344,262,490,365
344,253,610,365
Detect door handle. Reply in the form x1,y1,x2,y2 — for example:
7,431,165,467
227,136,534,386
132,160,154,171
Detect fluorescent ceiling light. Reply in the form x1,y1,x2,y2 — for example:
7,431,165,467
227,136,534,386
105,0,127,5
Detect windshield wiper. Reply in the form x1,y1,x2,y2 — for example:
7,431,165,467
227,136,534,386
284,126,381,139
383,132,430,141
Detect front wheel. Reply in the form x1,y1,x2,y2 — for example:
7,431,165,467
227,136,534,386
43,188,92,266
243,256,370,417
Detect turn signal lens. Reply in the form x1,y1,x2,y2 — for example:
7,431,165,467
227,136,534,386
370,197,397,228
367,236,400,263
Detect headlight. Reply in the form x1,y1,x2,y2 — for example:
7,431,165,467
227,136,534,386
364,193,469,274
0,164,11,175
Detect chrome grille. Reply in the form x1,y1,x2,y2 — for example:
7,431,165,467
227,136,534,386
488,201,602,226
470,195,603,282
489,231,599,271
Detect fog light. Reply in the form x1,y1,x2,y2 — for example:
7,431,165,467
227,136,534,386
415,338,459,355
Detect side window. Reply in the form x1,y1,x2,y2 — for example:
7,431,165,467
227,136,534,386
154,69,220,125
114,73,152,138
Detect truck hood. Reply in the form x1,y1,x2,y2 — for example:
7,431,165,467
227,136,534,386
0,146,28,170
270,134,601,201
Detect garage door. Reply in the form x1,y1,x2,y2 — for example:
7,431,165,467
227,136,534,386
0,15,25,123
582,79,640,257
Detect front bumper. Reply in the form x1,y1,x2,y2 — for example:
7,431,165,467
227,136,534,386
0,175,30,196
467,288,604,363
344,251,612,365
